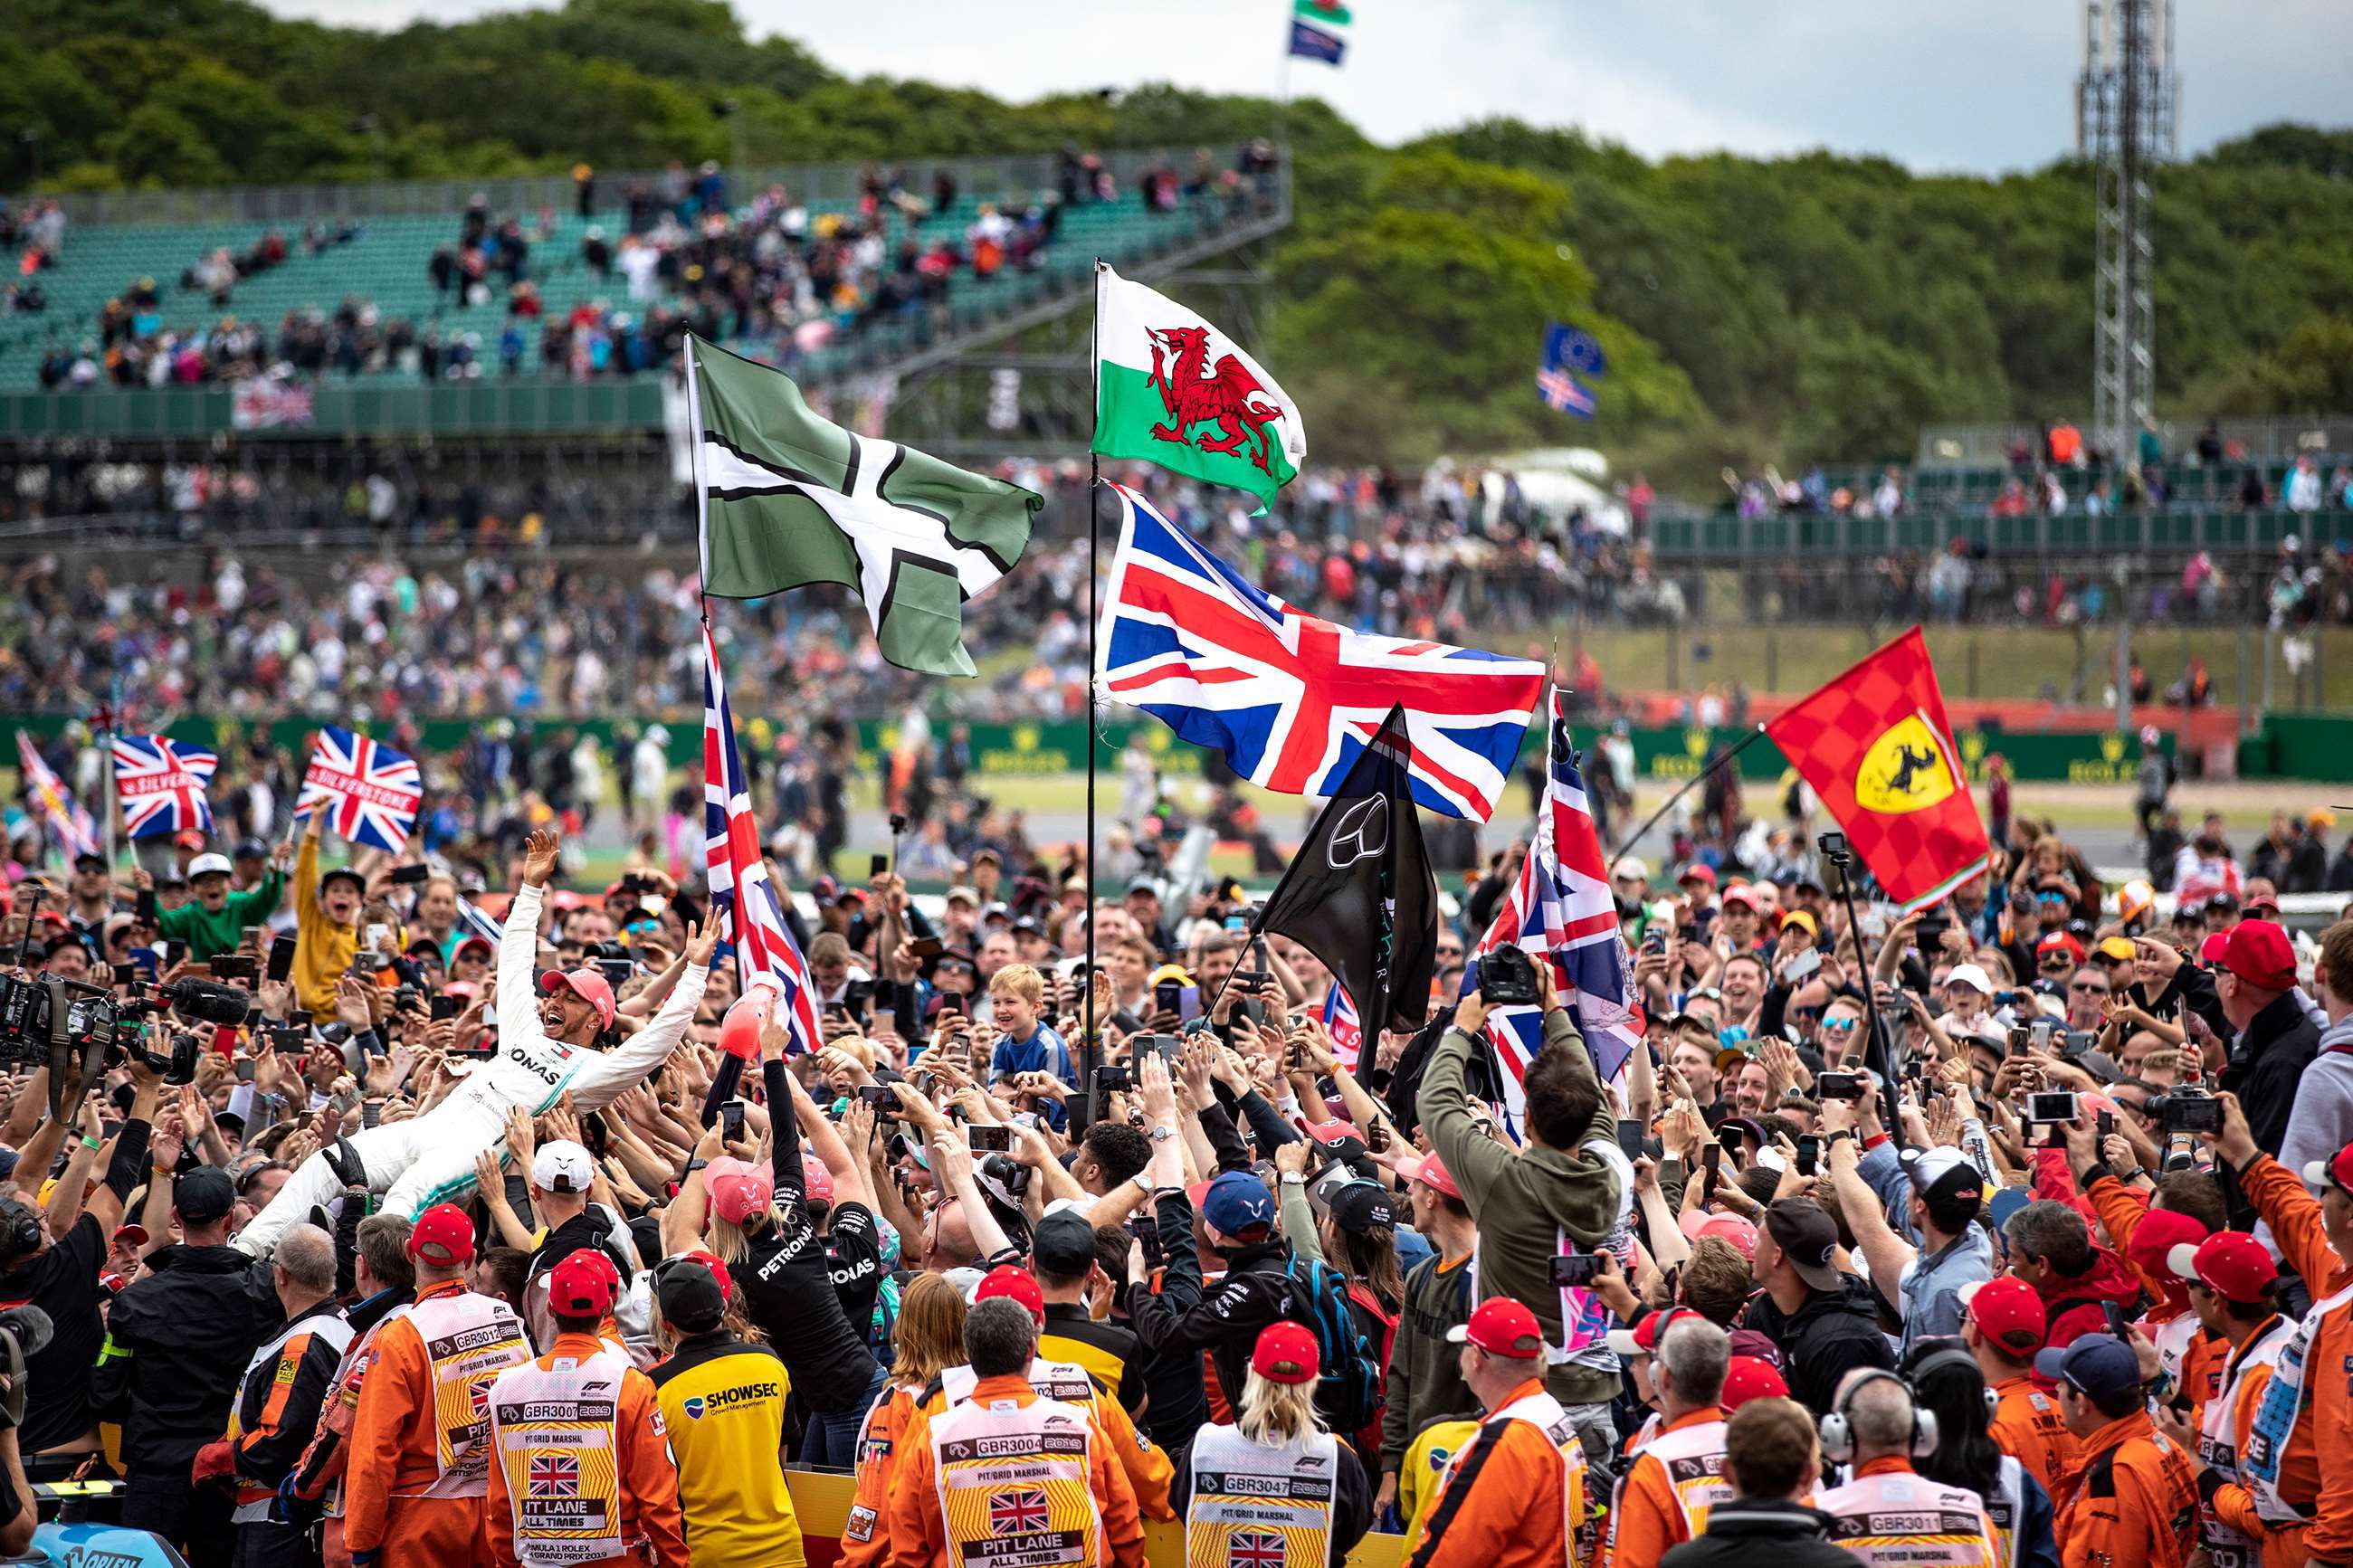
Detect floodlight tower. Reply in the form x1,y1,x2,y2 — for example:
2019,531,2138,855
2077,0,2177,465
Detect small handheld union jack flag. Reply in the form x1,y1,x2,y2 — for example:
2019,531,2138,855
987,1487,1051,1536
1321,981,1362,1070
1467,689,1644,1104
295,726,423,852
111,734,217,841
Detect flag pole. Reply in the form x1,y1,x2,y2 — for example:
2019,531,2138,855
1080,259,1104,1135
1605,723,1769,866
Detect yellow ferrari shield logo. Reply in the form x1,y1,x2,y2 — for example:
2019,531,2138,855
1854,715,1956,815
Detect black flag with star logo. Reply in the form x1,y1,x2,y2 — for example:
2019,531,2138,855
1252,705,1437,1031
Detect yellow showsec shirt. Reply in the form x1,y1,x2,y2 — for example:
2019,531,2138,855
649,1331,806,1568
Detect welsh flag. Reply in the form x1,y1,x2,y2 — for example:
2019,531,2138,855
687,336,1041,678
1093,264,1306,512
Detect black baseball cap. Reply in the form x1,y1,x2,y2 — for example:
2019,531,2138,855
1032,1209,1100,1279
175,1167,237,1228
71,851,107,871
1327,1182,1396,1234
653,1252,731,1335
1762,1198,1843,1292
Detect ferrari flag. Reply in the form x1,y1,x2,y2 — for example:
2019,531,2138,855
1765,627,1989,910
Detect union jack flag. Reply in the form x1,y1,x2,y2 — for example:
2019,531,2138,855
703,624,821,1055
16,732,97,859
1322,980,1363,1071
1228,1531,1290,1568
1468,689,1644,1113
295,727,423,852
1097,483,1544,822
111,734,217,841
988,1487,1050,1535
1536,366,1596,418
527,1452,577,1497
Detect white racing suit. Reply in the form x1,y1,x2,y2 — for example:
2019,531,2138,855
235,881,707,1259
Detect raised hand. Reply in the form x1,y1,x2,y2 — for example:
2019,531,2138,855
522,828,561,889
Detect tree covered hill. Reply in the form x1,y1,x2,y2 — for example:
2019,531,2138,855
6,0,2349,478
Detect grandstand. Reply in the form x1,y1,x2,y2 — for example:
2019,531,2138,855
0,147,1291,438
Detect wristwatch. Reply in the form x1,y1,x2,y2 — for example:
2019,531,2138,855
1128,1173,1152,1196
1280,1172,1306,1187
1825,1130,1855,1145
1148,1125,1176,1144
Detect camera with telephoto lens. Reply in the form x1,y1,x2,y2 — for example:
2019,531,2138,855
0,974,246,1112
2149,1088,2223,1136
1477,946,1541,1007
978,1153,1032,1197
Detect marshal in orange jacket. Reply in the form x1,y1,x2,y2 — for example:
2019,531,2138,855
485,1332,688,1568
2235,1153,2353,1563
1605,1404,1722,1568
2049,1407,2200,1568
885,1373,1146,1568
343,1280,527,1568
1412,1378,1586,1568
1989,1374,2081,1500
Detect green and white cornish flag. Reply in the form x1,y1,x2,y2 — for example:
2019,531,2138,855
687,336,1041,677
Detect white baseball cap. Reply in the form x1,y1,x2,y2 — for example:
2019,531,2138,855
531,1140,595,1194
1612,856,1650,883
1943,963,1994,996
187,853,233,880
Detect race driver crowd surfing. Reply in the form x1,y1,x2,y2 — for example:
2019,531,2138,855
3,769,2353,1568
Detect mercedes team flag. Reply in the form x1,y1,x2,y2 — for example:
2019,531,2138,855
1253,706,1437,1033
1094,264,1306,512
687,336,1041,678
1765,627,1990,910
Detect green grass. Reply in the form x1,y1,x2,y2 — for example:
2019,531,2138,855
1561,613,2339,709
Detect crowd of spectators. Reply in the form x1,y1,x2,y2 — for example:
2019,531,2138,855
3,679,2353,1564
14,141,1271,398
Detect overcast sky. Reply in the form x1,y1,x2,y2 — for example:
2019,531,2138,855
267,0,2348,173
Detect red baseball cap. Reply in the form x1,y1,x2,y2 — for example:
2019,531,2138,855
1447,1297,1546,1358
1720,884,1759,912
2124,1207,2207,1285
1959,1276,2046,1354
2036,931,2087,965
974,1264,1044,1324
2198,930,2234,965
1411,1153,1462,1200
406,1203,477,1268
539,967,618,1029
1251,1321,1320,1385
1605,1305,1700,1358
706,1156,774,1226
1678,863,1718,888
548,1250,616,1317
2220,920,2296,993
2169,1231,2277,1306
1721,1354,1788,1411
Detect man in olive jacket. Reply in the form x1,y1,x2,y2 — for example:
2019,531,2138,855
1418,963,1626,1456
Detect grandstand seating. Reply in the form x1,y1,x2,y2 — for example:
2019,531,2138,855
0,180,1255,394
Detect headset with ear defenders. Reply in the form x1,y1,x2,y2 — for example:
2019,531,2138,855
0,1197,43,1265
1818,1368,1941,1464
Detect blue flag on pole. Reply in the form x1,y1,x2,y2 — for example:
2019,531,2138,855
1537,323,1599,419
1546,322,1608,378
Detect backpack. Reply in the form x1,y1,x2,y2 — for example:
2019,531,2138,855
1282,1256,1381,1433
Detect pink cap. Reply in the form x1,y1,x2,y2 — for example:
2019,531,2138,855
540,967,617,1029
705,1155,775,1225
801,1151,834,1207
